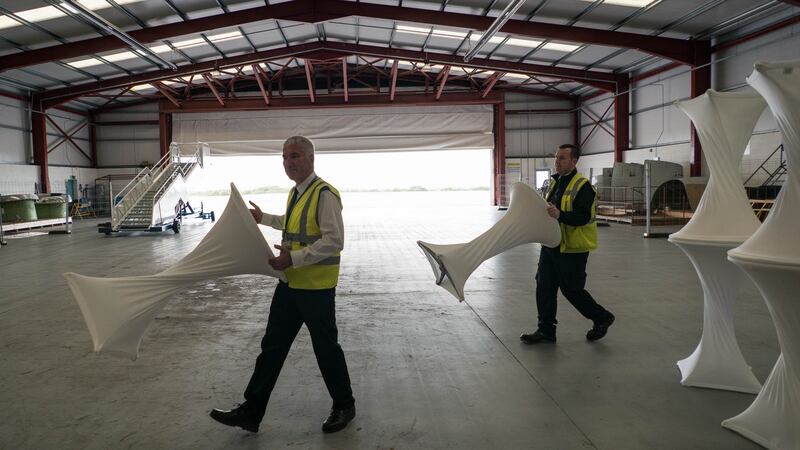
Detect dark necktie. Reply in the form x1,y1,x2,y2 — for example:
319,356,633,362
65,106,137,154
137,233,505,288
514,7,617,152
286,188,300,218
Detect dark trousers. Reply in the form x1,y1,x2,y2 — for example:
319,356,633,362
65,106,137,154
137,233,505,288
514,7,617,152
243,282,354,421
535,248,610,335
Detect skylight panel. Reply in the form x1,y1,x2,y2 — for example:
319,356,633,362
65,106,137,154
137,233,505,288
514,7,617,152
67,30,244,68
395,24,578,53
396,25,467,40
582,0,653,6
129,84,156,92
503,72,531,80
130,79,181,91
102,51,138,63
542,42,580,52
173,31,244,50
68,57,104,69
0,0,144,31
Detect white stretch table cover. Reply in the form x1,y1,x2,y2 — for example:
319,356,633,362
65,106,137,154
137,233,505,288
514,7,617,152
669,90,766,393
671,242,761,393
671,90,765,245
724,61,800,450
418,182,561,302
64,183,285,360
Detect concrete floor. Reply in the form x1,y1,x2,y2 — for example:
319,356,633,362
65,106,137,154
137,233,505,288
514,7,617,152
0,194,779,449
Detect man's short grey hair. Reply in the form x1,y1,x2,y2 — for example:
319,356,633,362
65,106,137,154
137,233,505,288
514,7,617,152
284,135,315,155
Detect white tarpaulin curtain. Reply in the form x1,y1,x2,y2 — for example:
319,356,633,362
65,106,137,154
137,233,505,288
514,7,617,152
171,104,494,155
64,184,285,360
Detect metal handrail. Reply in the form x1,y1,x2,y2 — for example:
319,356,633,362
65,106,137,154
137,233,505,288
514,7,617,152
111,145,178,229
115,147,173,199
152,147,201,204
743,144,784,186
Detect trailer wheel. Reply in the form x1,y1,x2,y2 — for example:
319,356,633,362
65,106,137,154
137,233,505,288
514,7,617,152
172,220,180,233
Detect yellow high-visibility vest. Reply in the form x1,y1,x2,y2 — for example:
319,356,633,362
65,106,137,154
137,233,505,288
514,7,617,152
282,177,341,289
547,173,598,253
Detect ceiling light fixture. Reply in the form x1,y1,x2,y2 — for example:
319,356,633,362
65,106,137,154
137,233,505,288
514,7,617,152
49,0,177,70
463,0,527,62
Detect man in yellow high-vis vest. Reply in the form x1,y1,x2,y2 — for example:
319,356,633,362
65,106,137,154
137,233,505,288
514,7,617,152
521,144,615,345
210,136,355,434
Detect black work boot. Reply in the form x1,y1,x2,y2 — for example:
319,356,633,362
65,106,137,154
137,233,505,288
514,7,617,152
520,329,556,344
587,313,615,341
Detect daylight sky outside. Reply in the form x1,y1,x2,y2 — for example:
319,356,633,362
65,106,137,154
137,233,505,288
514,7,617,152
190,149,492,192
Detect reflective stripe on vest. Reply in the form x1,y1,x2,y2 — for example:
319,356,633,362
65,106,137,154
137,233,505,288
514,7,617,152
547,173,598,253
281,178,342,289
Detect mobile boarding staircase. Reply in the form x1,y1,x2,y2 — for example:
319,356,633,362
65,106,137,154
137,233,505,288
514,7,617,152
99,143,208,235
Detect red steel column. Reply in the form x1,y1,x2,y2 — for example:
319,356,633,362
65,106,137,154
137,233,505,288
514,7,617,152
493,102,506,206
573,98,581,146
690,41,711,177
614,74,630,163
89,111,98,167
31,96,51,193
159,111,172,157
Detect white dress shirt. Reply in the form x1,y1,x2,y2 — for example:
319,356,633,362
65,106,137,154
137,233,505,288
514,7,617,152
260,172,344,267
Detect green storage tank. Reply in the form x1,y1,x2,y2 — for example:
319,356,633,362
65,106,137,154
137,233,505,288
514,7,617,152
0,194,39,223
35,195,68,219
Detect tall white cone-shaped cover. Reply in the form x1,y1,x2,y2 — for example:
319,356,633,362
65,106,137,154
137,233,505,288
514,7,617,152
730,61,800,266
670,90,765,245
418,182,561,302
64,183,286,360
722,60,800,450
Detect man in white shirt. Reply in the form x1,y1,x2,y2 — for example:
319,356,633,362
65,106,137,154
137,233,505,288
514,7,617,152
210,136,355,434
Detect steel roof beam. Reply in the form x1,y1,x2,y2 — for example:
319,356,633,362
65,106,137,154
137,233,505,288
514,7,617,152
481,71,503,98
153,82,181,108
435,65,450,100
1,0,703,75
323,42,617,91
35,43,322,108
54,0,176,70
0,0,318,73
35,42,612,108
315,0,700,65
304,59,316,103
342,58,349,102
202,73,226,106
252,65,271,105
389,60,399,101
162,0,228,59
158,91,504,113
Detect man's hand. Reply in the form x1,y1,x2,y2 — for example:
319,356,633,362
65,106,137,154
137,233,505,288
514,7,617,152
546,202,561,220
269,244,293,270
249,200,263,223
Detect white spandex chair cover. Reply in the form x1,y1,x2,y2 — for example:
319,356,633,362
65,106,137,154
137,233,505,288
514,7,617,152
64,183,285,360
669,90,766,393
723,61,800,450
418,182,561,302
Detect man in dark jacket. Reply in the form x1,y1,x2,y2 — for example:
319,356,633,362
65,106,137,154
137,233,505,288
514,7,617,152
521,144,615,344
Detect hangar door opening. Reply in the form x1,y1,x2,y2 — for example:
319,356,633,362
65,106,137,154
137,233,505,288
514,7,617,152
175,104,495,216
172,104,493,156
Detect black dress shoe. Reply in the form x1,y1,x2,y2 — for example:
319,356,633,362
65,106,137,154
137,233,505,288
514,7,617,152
209,405,260,433
587,313,615,341
520,329,556,344
322,405,356,433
